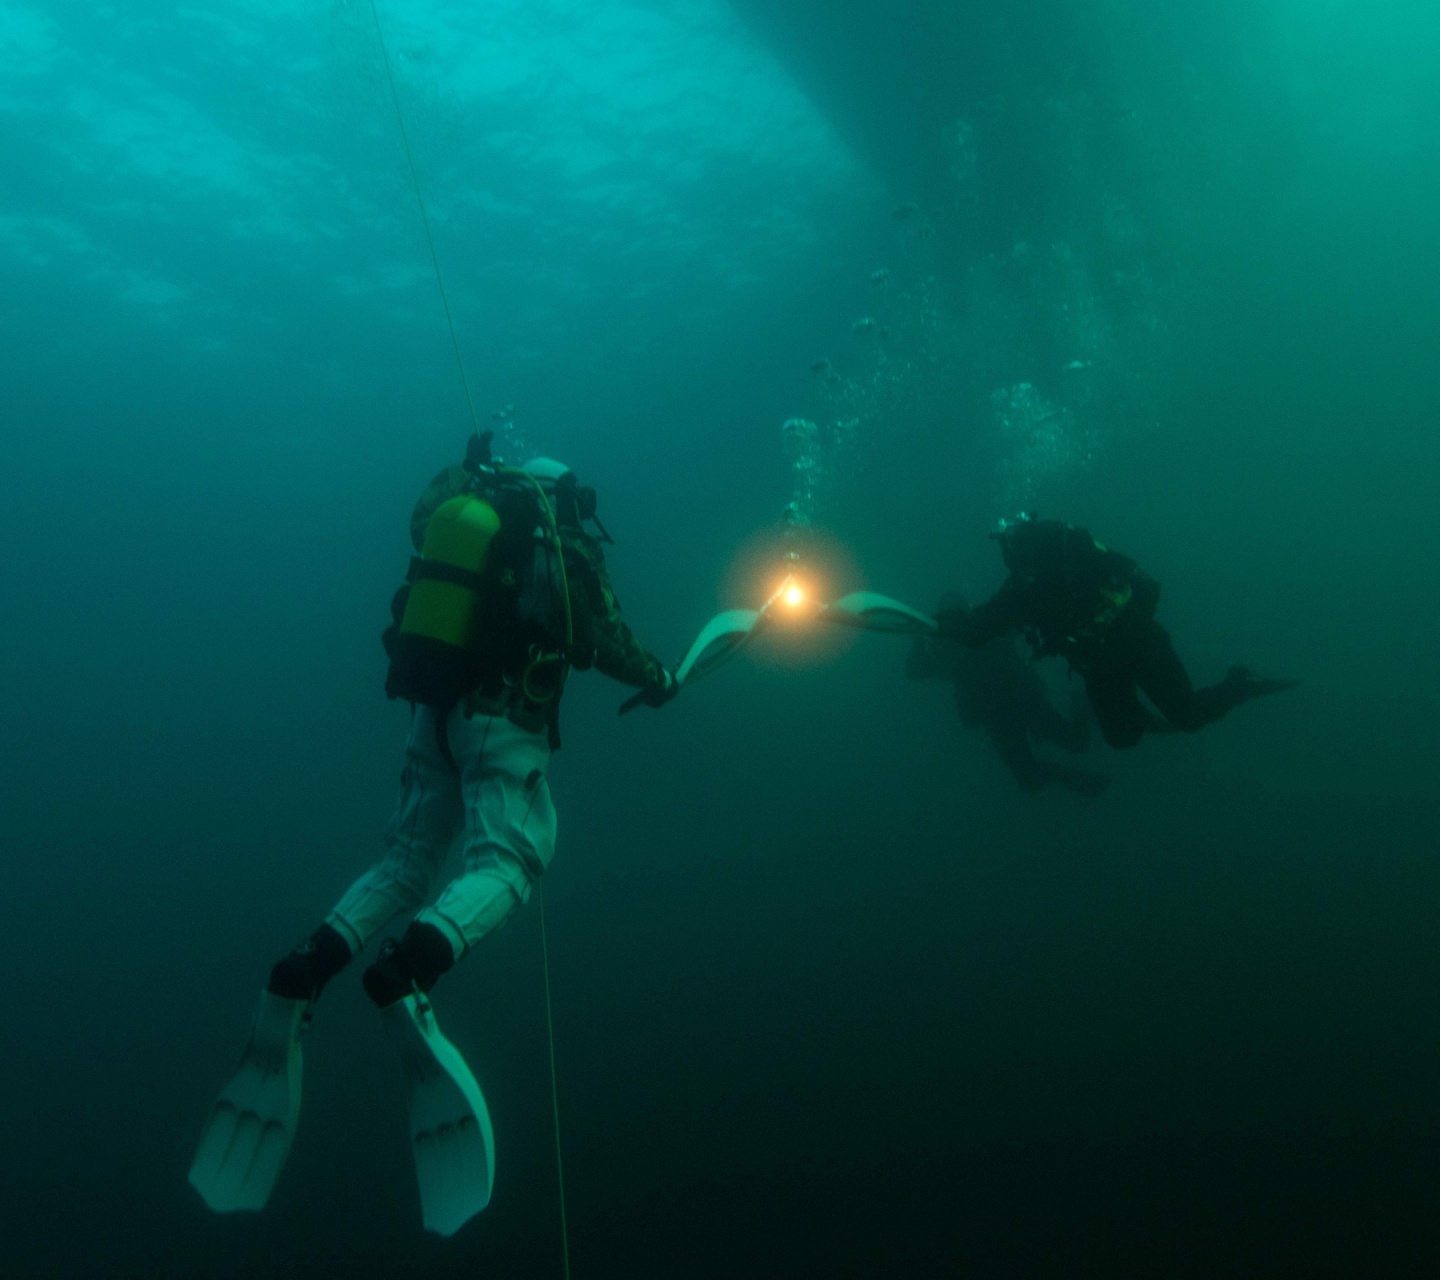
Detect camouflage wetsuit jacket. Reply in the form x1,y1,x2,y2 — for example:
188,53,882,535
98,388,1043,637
410,464,669,705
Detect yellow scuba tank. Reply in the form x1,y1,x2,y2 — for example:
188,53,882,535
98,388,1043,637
385,494,501,707
399,496,501,647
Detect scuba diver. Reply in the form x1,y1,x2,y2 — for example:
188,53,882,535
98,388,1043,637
907,592,1109,795
936,515,1296,749
191,433,677,1233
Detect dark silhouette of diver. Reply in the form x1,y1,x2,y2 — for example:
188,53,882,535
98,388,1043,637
909,593,1110,795
937,516,1296,749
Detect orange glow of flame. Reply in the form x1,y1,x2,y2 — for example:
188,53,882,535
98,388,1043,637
783,583,806,608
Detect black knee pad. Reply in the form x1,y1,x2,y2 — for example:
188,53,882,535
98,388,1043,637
267,923,353,1001
362,921,456,1008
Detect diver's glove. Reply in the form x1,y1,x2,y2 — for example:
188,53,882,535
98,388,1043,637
619,667,679,715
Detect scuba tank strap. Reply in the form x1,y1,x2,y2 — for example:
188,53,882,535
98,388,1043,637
406,556,489,594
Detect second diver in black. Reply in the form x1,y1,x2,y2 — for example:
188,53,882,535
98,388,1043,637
937,516,1296,750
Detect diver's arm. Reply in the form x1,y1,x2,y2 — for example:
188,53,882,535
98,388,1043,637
564,535,670,691
938,580,1026,647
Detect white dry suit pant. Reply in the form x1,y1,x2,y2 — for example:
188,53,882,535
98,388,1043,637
325,706,557,964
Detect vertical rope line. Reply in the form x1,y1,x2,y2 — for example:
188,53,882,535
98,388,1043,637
366,0,481,435
538,882,574,1279
364,6,560,1263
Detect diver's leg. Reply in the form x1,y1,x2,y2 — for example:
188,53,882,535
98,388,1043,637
425,713,556,955
1126,620,1211,731
268,707,463,1002
1027,687,1109,790
990,713,1109,793
1081,658,1150,750
367,712,539,1236
1030,687,1091,754
1129,621,1288,732
985,719,1049,793
363,713,556,1006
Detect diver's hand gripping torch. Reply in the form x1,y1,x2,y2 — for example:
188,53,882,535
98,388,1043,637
618,573,803,714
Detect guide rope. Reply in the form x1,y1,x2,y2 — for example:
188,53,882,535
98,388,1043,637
366,8,571,1274
366,0,482,436
539,883,574,1280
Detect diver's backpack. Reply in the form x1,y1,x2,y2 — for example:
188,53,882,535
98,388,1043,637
383,468,572,710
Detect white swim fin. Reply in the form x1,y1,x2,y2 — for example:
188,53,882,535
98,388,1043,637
820,591,937,635
384,991,495,1236
189,989,307,1213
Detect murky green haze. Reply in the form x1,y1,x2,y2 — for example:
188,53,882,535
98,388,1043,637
1,1,1437,1276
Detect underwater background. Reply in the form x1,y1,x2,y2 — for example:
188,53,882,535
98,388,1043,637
3,0,1439,1275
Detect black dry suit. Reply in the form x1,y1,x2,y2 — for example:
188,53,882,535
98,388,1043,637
384,457,669,750
939,520,1289,749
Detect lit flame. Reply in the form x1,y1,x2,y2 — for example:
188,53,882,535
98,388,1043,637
763,571,814,619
